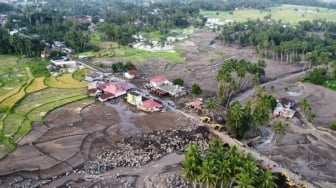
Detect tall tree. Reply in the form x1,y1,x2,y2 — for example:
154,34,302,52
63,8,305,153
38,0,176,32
271,120,287,143
257,169,278,188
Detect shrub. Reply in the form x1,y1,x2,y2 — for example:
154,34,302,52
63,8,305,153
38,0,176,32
330,123,336,131
27,61,51,77
191,83,202,96
173,78,184,86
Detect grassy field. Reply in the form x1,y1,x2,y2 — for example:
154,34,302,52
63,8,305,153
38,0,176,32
79,44,185,64
0,56,89,158
201,4,336,24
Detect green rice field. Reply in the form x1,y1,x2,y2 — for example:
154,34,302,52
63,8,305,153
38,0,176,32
0,56,88,159
201,4,336,24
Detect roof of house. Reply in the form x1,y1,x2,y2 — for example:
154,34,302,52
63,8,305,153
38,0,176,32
150,75,168,83
280,97,296,107
142,99,163,109
192,100,203,108
186,100,203,109
127,70,139,76
151,87,167,95
88,88,97,94
103,82,133,95
99,93,114,100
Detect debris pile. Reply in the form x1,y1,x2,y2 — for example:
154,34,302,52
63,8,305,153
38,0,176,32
144,172,192,188
83,127,210,175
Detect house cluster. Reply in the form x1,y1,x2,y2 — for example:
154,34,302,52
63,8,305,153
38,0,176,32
51,41,75,54
0,14,7,26
144,75,187,97
48,56,77,70
75,15,96,31
87,72,183,112
273,97,297,119
88,81,163,112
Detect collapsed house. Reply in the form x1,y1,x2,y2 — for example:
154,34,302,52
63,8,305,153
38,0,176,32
145,75,186,97
185,98,203,109
273,97,296,118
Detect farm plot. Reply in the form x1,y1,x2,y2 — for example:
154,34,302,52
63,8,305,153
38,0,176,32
25,77,47,94
15,88,87,114
0,82,30,111
45,74,87,89
26,95,88,122
0,64,28,96
0,62,88,158
3,114,25,137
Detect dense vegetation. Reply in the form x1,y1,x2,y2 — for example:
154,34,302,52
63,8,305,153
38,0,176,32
183,139,278,188
197,0,336,11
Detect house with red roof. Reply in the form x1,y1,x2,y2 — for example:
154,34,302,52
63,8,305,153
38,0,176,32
146,75,186,97
185,99,203,109
124,70,140,80
140,98,163,112
97,82,134,102
150,75,168,87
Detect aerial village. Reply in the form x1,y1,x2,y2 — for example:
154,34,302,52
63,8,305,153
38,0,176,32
44,45,298,122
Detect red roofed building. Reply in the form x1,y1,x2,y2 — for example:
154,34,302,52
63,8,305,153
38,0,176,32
140,98,163,112
185,99,203,109
124,70,140,79
98,82,134,102
150,75,168,86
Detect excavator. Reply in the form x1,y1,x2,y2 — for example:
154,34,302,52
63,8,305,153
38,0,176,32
199,116,211,123
210,123,225,131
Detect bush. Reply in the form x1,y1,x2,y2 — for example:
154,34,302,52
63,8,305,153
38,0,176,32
330,123,336,131
191,83,202,96
173,78,184,86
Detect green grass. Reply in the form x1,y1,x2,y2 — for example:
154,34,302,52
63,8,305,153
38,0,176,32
324,80,336,90
201,4,336,24
3,113,25,136
0,138,15,159
15,88,87,114
26,60,51,78
27,94,88,122
13,119,31,142
140,31,168,41
0,55,20,66
0,65,28,96
73,68,89,81
114,46,185,64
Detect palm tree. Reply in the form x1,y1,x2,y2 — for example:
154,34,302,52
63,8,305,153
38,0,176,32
227,102,243,136
241,160,259,177
234,172,255,188
199,157,218,188
208,138,224,160
205,97,216,122
257,169,278,188
271,121,287,143
183,143,202,187
217,160,232,188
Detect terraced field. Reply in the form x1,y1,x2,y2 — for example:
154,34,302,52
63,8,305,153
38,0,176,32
0,59,88,158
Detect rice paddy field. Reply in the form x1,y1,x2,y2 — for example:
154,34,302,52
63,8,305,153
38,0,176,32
0,56,88,158
201,4,336,24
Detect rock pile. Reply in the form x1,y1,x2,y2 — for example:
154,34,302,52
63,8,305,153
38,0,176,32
83,127,210,175
144,172,192,188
